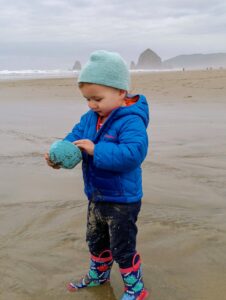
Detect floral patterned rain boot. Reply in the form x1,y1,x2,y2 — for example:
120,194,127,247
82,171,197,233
120,253,149,300
67,250,113,292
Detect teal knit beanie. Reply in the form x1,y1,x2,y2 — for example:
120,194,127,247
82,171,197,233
78,50,130,91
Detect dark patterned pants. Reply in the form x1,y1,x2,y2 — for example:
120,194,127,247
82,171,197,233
86,200,141,268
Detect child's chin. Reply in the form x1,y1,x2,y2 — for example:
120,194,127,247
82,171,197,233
96,111,107,117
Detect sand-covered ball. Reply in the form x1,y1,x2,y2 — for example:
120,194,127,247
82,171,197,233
49,140,82,169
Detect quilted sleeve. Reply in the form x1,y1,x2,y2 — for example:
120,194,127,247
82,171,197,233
63,113,87,142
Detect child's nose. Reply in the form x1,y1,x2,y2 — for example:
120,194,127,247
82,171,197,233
88,100,98,109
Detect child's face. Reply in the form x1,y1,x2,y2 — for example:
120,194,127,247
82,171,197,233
79,83,127,117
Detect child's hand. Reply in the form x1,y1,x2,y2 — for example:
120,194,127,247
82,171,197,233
74,139,95,156
44,153,61,169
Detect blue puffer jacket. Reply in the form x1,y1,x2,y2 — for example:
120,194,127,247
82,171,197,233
64,94,149,203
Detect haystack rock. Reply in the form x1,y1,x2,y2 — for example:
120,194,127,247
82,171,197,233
136,48,162,69
73,60,82,70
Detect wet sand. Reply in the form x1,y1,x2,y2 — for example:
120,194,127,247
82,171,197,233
0,69,226,300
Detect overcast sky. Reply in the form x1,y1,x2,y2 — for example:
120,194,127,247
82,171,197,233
0,0,226,69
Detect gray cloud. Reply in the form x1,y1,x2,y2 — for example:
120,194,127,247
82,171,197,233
0,0,226,69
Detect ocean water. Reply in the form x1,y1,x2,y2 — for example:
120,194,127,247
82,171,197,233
0,68,182,81
0,69,79,80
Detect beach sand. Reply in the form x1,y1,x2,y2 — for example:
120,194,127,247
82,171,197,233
0,69,226,300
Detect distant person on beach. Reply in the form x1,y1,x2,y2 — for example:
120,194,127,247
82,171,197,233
45,50,149,300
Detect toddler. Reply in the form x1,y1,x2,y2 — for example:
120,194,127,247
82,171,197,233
45,50,149,300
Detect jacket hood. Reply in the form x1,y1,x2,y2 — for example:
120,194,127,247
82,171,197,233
112,94,149,128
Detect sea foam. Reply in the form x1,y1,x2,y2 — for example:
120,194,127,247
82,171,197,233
0,69,79,80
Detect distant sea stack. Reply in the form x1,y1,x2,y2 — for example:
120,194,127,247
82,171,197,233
130,61,136,70
72,60,82,70
136,48,162,69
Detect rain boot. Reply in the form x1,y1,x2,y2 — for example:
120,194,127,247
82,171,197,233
120,253,149,300
67,250,113,292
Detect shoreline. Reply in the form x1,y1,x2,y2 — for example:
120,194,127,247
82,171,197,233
0,67,225,82
0,70,226,103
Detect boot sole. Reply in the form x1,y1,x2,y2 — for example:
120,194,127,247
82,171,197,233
67,279,110,292
138,288,149,299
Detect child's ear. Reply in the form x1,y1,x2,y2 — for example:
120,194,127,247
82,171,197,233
119,89,127,98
